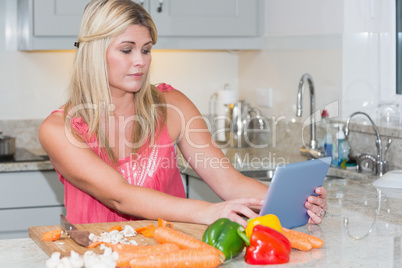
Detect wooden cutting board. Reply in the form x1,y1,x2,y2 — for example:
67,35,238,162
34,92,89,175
29,220,208,258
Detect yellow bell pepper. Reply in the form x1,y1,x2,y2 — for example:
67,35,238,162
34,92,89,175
246,214,283,238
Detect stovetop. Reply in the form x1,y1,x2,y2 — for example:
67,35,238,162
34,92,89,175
0,148,48,163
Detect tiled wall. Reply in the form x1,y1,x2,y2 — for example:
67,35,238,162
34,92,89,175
2,117,401,172
0,119,42,149
266,118,402,171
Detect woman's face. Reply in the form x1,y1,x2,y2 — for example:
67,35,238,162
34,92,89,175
106,24,152,95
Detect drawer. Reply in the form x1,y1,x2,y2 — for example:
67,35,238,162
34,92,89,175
0,206,66,237
0,171,64,209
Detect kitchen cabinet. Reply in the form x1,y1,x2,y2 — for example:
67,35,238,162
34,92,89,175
0,171,65,239
17,0,264,51
181,174,223,203
187,175,223,203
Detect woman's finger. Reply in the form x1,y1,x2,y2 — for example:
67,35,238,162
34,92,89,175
307,209,323,224
228,197,264,207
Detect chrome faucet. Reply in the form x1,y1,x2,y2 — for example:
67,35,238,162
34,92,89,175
296,73,324,158
345,111,388,176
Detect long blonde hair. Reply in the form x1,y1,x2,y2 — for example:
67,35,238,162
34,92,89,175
65,0,166,165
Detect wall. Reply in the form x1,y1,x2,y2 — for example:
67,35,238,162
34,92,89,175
0,1,238,121
235,0,402,170
1,0,401,169
237,0,399,123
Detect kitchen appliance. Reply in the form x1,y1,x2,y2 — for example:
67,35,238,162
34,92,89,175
209,84,237,142
0,132,16,159
60,214,91,247
0,147,47,162
225,100,266,148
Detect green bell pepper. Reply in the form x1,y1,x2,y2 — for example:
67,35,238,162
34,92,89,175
202,218,245,260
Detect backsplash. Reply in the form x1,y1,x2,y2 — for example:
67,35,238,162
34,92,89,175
2,118,401,171
271,119,402,171
0,119,42,149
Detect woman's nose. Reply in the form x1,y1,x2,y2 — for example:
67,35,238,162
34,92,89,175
133,52,145,67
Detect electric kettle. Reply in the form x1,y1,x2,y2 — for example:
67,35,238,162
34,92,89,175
225,101,266,148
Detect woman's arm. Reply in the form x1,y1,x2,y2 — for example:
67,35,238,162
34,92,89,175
38,112,260,226
164,90,268,201
164,90,327,225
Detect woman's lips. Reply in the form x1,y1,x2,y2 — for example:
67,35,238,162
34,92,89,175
129,72,143,79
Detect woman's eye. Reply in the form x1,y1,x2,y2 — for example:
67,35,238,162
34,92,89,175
142,49,151,54
121,49,132,54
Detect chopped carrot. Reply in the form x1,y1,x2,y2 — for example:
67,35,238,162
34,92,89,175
129,248,223,268
154,226,225,261
109,225,123,232
158,218,173,228
135,225,157,238
111,243,180,268
41,230,62,241
282,228,324,249
87,241,104,248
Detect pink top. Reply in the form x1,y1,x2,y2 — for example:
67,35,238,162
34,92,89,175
52,83,185,224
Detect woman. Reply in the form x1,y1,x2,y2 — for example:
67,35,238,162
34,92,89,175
39,0,327,227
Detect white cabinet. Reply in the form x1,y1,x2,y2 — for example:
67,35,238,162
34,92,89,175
188,176,223,203
17,0,264,51
0,171,65,239
181,174,223,203
150,0,259,37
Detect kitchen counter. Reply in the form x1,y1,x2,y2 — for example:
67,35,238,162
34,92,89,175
1,169,402,267
178,146,368,180
0,148,54,172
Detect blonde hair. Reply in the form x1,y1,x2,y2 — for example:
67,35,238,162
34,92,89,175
65,0,166,165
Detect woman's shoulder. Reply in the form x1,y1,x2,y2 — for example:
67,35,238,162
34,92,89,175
156,84,189,106
39,108,66,136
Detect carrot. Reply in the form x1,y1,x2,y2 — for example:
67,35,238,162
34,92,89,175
158,218,173,228
41,230,62,241
135,225,157,238
87,241,104,248
129,248,223,268
154,226,225,261
109,225,123,232
111,243,180,268
282,228,324,249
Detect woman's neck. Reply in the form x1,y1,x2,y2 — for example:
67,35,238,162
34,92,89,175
110,92,135,117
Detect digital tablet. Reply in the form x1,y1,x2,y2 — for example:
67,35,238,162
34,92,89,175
259,157,331,229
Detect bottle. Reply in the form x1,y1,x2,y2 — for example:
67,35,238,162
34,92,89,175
332,123,350,167
318,110,333,158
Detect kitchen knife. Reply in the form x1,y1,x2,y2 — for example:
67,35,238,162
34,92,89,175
60,214,91,247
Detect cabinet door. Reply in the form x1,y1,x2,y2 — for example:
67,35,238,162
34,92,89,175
150,0,259,37
0,206,66,239
0,171,64,209
33,0,89,37
31,0,150,37
187,176,223,203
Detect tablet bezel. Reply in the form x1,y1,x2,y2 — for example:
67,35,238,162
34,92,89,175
259,157,331,229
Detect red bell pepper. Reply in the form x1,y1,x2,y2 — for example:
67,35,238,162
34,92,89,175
238,224,291,265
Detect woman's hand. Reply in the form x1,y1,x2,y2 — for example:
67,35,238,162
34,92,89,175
202,198,264,227
306,186,328,224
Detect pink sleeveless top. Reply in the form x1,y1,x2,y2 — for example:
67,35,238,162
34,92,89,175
52,83,185,224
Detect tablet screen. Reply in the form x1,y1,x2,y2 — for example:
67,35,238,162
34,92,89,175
259,157,331,229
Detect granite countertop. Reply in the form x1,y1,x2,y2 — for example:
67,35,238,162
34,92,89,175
0,148,54,172
1,174,401,267
1,147,401,267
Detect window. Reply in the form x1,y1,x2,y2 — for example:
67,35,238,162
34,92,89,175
397,0,402,94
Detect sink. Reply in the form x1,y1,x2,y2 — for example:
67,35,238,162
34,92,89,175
241,170,344,182
240,169,274,181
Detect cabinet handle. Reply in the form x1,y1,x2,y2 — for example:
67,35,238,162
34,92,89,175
157,0,164,13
